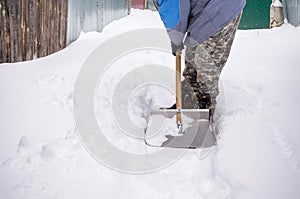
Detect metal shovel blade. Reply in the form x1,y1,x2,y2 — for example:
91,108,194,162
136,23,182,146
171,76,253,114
144,108,216,149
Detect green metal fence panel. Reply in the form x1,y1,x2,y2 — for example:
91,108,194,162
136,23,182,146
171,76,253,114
239,0,272,29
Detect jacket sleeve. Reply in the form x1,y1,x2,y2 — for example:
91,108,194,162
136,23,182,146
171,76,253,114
153,0,190,46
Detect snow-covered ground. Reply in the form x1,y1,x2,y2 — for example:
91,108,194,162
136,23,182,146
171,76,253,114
1,9,300,199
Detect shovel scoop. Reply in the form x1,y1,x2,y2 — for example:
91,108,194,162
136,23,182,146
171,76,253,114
144,52,216,149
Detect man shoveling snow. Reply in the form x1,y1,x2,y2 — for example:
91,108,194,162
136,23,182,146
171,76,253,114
144,0,246,148
153,0,245,118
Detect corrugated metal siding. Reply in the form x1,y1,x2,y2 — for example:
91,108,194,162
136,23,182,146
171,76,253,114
67,0,129,45
67,0,81,45
282,0,300,27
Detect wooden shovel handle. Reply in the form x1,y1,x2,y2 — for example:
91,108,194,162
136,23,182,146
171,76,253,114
176,51,182,125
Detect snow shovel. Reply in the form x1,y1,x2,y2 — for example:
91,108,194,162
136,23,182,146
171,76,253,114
144,51,216,149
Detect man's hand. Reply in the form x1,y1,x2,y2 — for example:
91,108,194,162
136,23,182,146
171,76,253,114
171,42,184,56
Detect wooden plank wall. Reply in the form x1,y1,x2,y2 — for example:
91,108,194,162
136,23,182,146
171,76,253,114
0,0,68,63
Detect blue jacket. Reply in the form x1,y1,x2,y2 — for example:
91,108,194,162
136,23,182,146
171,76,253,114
153,0,246,46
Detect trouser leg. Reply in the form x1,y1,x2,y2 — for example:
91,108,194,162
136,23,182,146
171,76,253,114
184,14,242,116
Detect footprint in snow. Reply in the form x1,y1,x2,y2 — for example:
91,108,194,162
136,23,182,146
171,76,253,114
32,74,74,111
267,126,300,171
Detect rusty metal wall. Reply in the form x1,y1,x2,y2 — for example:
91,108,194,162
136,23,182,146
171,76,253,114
67,0,129,45
282,0,300,27
131,0,145,9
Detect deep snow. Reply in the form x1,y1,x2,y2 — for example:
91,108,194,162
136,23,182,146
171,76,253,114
1,9,300,199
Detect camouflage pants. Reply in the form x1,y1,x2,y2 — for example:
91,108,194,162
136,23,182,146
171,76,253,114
182,14,242,115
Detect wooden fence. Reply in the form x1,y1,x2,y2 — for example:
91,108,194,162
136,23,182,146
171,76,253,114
0,0,68,63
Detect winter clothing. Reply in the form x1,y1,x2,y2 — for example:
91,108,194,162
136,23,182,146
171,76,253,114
184,14,242,116
171,42,184,56
153,0,245,117
153,0,246,46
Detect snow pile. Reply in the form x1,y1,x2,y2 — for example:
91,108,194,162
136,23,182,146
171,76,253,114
271,0,283,7
1,9,300,199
